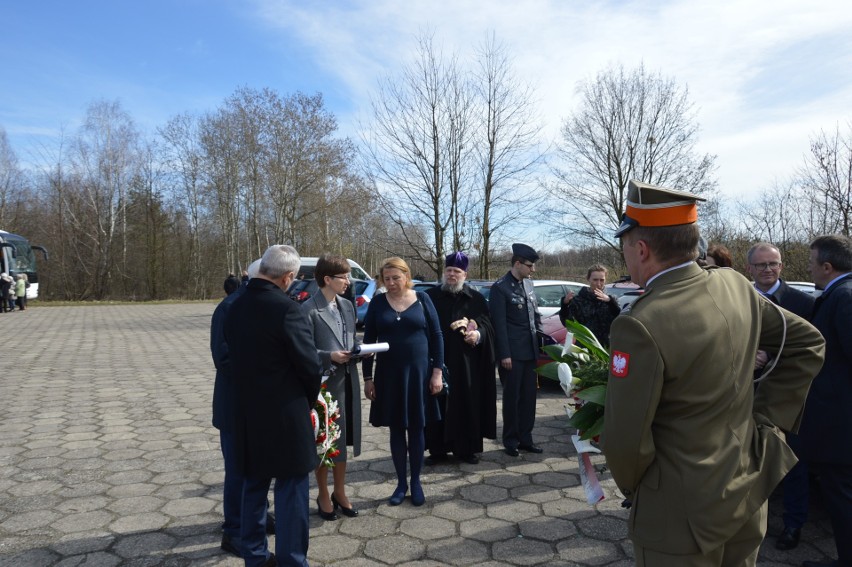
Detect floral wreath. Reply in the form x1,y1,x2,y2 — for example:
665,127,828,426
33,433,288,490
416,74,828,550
311,383,342,468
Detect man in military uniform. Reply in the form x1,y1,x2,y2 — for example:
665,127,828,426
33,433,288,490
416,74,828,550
604,180,825,567
490,243,544,457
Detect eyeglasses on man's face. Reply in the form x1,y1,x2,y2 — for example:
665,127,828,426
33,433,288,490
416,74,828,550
330,274,350,281
751,262,781,271
521,262,535,269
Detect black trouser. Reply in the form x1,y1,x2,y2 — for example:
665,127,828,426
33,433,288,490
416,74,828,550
500,359,537,449
810,462,852,566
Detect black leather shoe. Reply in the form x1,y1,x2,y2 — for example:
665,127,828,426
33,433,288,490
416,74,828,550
504,447,520,457
265,512,276,535
519,444,543,454
775,526,800,550
424,453,448,466
220,533,241,557
316,497,338,521
331,493,358,517
261,553,277,567
459,454,479,464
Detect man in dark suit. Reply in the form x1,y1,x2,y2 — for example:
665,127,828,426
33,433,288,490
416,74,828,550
211,266,273,557
605,180,824,567
490,243,544,457
745,242,815,551
225,245,322,567
799,234,852,567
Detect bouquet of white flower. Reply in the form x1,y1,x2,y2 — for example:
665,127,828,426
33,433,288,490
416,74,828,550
537,319,608,440
537,319,608,505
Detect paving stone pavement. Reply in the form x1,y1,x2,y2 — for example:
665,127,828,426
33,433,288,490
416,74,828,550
0,303,837,566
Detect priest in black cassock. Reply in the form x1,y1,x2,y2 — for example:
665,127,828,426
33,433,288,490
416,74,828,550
425,251,497,465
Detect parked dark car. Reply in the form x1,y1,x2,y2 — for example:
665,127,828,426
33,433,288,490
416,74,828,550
287,279,319,303
466,280,494,300
413,281,439,293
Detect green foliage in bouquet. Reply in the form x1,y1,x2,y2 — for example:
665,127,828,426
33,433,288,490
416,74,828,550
536,319,609,440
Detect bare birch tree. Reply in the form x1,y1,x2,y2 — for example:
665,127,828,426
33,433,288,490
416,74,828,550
361,33,474,275
799,123,852,237
158,113,206,296
472,35,545,278
0,127,25,227
551,63,717,252
69,100,140,298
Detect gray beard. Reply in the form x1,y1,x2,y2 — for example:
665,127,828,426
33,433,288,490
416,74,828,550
441,279,464,294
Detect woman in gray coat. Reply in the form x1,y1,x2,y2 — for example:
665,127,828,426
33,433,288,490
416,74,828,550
302,254,362,521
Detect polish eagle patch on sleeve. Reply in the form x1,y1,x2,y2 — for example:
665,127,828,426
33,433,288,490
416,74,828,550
611,351,630,378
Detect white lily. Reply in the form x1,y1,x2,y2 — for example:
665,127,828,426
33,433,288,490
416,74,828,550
557,362,573,398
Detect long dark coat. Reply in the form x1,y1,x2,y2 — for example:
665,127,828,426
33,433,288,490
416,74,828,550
799,273,852,465
425,284,497,456
225,278,322,478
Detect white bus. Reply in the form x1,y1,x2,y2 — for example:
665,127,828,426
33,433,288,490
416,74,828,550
0,230,48,299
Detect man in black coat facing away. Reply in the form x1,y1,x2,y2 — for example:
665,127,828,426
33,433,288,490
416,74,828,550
225,245,322,567
799,234,852,567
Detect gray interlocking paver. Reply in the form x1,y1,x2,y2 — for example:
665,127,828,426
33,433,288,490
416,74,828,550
0,303,837,565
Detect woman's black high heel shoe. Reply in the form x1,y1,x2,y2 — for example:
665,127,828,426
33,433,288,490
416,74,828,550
331,493,358,517
316,497,338,521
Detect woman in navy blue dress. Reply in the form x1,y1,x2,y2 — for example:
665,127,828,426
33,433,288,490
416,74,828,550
362,257,444,506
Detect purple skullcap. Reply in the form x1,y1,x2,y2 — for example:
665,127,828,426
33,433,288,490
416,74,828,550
445,251,469,271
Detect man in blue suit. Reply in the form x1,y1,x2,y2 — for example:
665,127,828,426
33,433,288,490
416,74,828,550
746,242,815,551
800,234,852,567
225,246,322,567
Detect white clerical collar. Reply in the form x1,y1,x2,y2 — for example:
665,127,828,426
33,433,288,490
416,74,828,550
646,261,694,287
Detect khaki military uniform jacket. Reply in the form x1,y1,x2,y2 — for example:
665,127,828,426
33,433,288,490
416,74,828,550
603,263,824,555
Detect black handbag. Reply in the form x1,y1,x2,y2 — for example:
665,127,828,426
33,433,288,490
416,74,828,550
436,365,449,397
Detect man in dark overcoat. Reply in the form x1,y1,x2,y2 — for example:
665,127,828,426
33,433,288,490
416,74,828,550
490,243,544,456
605,180,824,567
225,245,322,567
425,251,496,464
799,234,852,567
746,242,815,551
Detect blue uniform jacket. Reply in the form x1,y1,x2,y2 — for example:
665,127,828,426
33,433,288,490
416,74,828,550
490,271,542,361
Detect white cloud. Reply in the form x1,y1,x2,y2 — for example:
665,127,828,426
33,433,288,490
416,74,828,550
250,0,852,199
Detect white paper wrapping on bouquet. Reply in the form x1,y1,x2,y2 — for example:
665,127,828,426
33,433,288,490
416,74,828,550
314,391,339,455
572,435,605,505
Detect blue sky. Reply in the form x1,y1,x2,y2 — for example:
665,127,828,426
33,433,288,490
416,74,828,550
2,0,851,202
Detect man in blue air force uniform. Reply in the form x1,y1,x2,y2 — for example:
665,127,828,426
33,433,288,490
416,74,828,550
490,243,544,457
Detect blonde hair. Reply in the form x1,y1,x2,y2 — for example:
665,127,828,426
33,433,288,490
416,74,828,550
379,257,414,289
